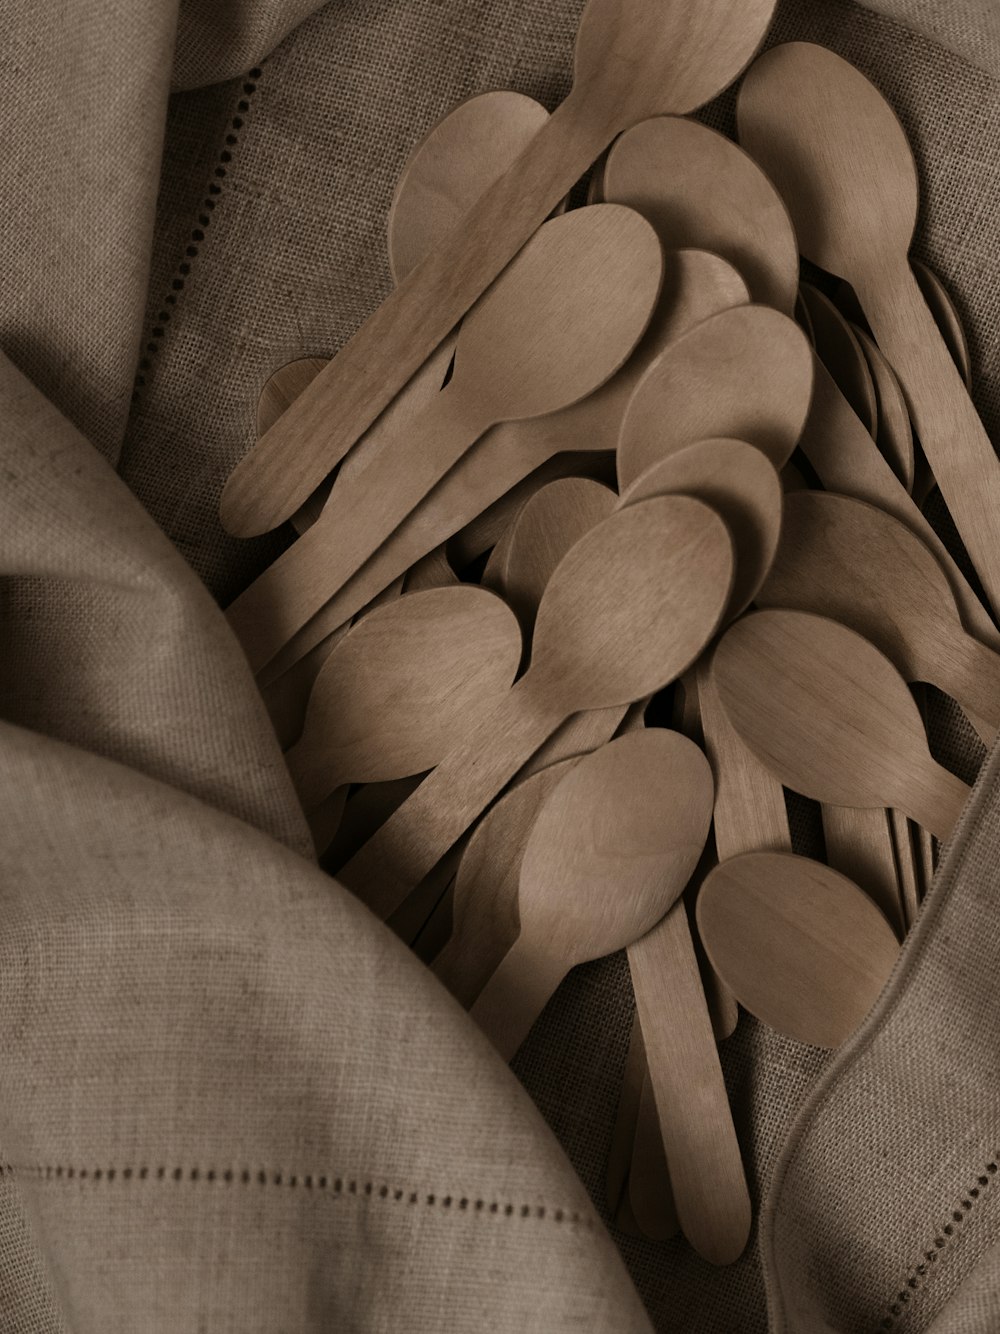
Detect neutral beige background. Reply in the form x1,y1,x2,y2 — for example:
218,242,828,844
1,1,999,1330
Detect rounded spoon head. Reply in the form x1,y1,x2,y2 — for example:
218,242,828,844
604,114,798,314
696,851,899,1048
573,0,778,120
621,437,783,621
388,91,552,284
293,586,521,802
502,477,618,637
616,304,813,490
711,608,933,813
530,495,734,712
455,203,663,425
757,490,959,683
736,42,918,282
519,729,714,965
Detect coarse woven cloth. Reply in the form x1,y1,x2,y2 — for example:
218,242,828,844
1,0,998,1330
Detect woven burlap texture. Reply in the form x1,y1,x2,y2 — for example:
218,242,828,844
1,0,999,1330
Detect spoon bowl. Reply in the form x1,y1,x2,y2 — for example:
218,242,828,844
285,586,521,808
617,304,813,489
711,609,970,841
696,851,900,1048
622,438,782,621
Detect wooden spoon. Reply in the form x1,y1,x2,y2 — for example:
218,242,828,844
628,1071,680,1241
912,258,972,390
432,758,577,1007
338,496,733,917
500,478,617,643
603,114,798,314
621,438,782,621
470,729,713,1059
220,0,778,536
798,282,877,437
388,91,555,285
616,304,813,490
737,42,1000,622
758,490,1000,736
712,609,971,842
227,205,662,673
852,323,915,491
696,851,899,1048
285,586,521,813
250,247,745,688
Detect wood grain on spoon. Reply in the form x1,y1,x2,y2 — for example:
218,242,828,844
616,304,813,490
852,323,915,491
737,41,1000,624
432,759,577,1008
712,609,971,842
696,851,899,1048
470,730,713,1058
219,0,778,536
621,437,782,621
338,496,733,917
228,205,662,673
247,248,744,685
758,490,1000,738
285,586,521,812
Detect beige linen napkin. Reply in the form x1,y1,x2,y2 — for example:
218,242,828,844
2,0,999,1330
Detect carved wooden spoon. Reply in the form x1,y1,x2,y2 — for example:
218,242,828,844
696,851,899,1048
339,496,733,917
738,42,1000,621
470,729,713,1058
220,0,778,536
285,587,520,814
250,247,745,687
712,609,972,842
228,205,662,674
758,490,1000,737
616,304,813,490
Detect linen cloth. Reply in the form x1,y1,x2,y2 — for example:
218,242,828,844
1,0,999,1329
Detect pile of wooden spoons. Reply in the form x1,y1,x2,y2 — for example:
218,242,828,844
219,17,994,1268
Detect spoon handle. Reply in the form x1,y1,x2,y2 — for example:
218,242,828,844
468,934,567,1062
338,687,564,918
798,355,999,650
927,632,1000,739
627,903,751,1266
227,391,475,674
901,763,971,844
606,1015,645,1216
821,804,904,937
858,261,1000,624
627,1066,679,1240
432,918,515,1010
220,91,610,538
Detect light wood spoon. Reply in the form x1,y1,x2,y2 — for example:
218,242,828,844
432,759,577,1007
248,248,744,686
621,438,782,621
616,303,813,490
228,205,662,674
338,496,733,917
500,477,617,643
470,729,713,1058
602,102,994,650
737,42,1000,622
285,586,521,814
603,114,798,314
712,609,972,842
852,323,915,491
696,851,899,1048
220,0,778,536
758,490,1000,737
798,282,877,437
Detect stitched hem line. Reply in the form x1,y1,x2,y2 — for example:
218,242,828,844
0,1162,593,1228
880,1156,1000,1327
130,66,264,408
